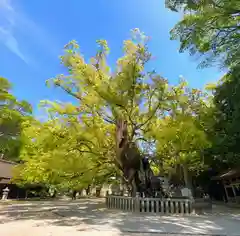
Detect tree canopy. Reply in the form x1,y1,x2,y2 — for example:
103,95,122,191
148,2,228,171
166,0,240,68
46,29,170,142
13,116,117,189
0,77,32,161
166,0,240,171
207,65,240,167
1,2,240,197
14,29,170,188
148,79,211,188
13,29,212,189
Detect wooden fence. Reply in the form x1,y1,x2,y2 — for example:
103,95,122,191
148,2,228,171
106,195,194,214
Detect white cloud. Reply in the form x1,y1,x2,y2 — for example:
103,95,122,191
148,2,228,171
0,0,13,11
0,26,29,63
0,0,29,63
0,0,58,65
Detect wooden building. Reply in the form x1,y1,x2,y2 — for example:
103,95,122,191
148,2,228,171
212,169,240,203
0,159,15,184
0,159,26,199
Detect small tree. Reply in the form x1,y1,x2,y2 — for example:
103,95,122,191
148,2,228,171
149,80,211,189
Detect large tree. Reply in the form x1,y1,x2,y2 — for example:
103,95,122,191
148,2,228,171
165,0,240,68
47,30,171,170
15,29,171,189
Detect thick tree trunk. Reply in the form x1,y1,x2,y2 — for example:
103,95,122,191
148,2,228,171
181,164,193,199
127,168,137,196
86,185,91,195
72,190,77,200
182,164,192,190
131,178,137,197
96,186,102,197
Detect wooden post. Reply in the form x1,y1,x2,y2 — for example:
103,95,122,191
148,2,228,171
231,184,237,202
25,190,28,199
105,193,108,207
223,180,229,202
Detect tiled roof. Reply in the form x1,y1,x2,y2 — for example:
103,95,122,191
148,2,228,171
0,159,16,179
211,168,240,180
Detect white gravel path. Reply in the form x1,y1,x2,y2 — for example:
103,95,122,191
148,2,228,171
0,199,240,236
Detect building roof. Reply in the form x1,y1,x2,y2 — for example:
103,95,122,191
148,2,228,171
0,178,11,184
0,159,16,179
211,168,240,180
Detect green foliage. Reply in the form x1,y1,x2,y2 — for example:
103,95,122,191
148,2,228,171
148,80,211,183
13,117,117,189
165,0,240,175
15,29,213,189
16,29,172,188
166,0,240,68
208,65,240,166
0,77,32,161
154,115,209,171
46,29,169,141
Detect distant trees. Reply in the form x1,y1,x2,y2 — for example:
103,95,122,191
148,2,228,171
149,80,211,189
165,0,240,68
0,77,32,161
166,0,240,170
208,65,240,167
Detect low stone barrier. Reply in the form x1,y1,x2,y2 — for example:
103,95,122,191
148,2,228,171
106,195,194,214
193,198,212,214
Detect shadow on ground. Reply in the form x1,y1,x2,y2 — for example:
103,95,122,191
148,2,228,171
0,199,240,235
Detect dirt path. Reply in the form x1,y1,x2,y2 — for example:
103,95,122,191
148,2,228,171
0,199,240,236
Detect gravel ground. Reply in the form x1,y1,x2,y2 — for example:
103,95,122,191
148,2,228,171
0,199,240,236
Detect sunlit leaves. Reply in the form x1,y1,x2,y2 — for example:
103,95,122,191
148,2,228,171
15,29,174,187
166,0,240,68
16,28,214,189
14,117,117,188
209,65,240,166
148,81,211,179
0,77,32,161
46,29,170,143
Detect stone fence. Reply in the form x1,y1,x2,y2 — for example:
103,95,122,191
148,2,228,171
106,195,195,214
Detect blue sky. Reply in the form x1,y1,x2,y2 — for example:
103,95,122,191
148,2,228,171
0,0,223,119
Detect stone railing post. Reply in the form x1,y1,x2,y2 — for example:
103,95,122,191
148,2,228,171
190,197,195,214
134,192,140,212
105,191,109,208
105,195,199,215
